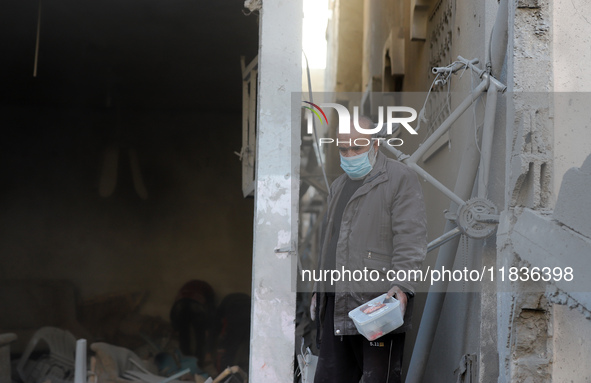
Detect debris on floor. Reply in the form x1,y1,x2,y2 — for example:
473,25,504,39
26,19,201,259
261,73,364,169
2,279,250,383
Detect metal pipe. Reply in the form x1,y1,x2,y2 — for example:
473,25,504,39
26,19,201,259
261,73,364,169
405,15,507,376
485,72,507,93
427,227,462,253
478,83,500,198
406,128,483,383
408,79,488,163
74,339,87,383
457,55,507,92
489,0,509,78
407,162,466,207
381,144,409,162
455,57,485,77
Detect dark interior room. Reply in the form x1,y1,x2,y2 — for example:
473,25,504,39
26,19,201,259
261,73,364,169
0,0,259,380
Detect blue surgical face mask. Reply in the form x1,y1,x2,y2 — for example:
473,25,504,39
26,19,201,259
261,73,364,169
340,143,377,180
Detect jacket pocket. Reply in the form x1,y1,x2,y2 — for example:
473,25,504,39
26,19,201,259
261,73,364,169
365,248,391,268
363,257,390,273
361,253,391,293
364,249,391,276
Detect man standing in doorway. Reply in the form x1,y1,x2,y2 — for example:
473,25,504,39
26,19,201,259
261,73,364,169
312,116,427,383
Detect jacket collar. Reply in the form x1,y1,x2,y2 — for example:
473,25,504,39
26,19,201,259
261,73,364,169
363,150,388,184
326,151,390,224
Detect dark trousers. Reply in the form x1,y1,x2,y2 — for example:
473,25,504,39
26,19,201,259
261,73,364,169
314,296,405,383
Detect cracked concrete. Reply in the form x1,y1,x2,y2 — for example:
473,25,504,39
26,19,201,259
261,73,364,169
499,0,591,381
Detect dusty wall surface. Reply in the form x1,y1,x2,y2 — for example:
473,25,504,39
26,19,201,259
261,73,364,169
0,107,254,320
329,0,364,93
498,0,554,381
361,0,398,91
497,156,591,382
552,0,591,200
498,0,591,382
552,304,591,382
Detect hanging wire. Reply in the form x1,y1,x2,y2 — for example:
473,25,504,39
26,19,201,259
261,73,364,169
303,50,331,193
415,72,441,134
33,0,42,77
419,63,458,147
470,63,482,154
419,59,487,152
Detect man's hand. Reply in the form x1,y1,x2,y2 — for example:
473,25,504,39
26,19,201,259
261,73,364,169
386,286,407,315
310,293,317,321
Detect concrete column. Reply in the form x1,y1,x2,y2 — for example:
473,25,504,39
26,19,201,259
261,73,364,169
552,0,591,202
498,1,554,381
249,1,302,382
498,1,591,382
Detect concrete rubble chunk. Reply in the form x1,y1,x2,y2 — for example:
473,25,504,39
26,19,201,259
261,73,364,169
517,0,540,8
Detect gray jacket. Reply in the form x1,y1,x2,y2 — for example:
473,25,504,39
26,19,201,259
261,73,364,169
317,150,427,337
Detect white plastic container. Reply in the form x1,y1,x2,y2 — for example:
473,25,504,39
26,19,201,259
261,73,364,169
348,293,404,341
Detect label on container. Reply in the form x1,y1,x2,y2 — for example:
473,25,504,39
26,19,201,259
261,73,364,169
360,302,387,316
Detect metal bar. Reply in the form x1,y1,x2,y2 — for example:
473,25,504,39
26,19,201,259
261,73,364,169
427,227,462,253
389,55,505,383
241,66,250,195
241,56,258,79
456,56,486,77
489,0,509,78
408,79,488,163
74,339,87,383
407,162,466,207
381,144,409,161
432,58,480,76
458,55,507,92
474,213,500,223
300,172,329,196
247,70,257,185
478,82,500,198
406,50,505,382
407,127,484,383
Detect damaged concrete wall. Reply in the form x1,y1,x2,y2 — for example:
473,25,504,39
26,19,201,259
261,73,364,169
498,154,591,382
498,0,591,381
552,302,591,380
497,1,553,380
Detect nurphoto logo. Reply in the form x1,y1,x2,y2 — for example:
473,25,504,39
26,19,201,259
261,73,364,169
302,101,418,147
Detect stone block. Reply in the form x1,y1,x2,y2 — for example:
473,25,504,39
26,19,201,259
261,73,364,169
517,0,540,8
